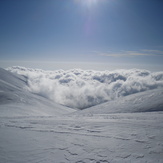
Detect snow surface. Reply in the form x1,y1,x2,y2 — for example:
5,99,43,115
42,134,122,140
78,88,163,114
0,67,163,163
0,68,74,117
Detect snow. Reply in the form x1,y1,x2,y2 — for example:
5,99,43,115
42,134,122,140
0,67,75,117
0,113,163,163
78,88,163,114
0,67,163,163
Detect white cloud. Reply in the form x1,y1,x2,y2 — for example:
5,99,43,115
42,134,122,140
142,49,163,54
7,66,163,109
96,49,163,57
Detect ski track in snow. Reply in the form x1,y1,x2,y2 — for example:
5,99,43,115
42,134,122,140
0,113,163,163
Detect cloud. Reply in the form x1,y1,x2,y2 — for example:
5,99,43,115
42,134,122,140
96,49,163,57
7,66,163,109
142,49,163,54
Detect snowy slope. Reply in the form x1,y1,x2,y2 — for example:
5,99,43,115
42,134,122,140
78,88,163,114
0,68,74,116
0,110,163,163
0,67,163,163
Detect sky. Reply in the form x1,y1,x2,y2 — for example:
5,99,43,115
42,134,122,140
0,0,163,70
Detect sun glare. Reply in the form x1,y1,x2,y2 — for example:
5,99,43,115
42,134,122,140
75,0,98,7
85,0,98,5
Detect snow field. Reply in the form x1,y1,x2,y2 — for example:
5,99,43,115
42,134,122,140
0,113,163,163
0,67,163,162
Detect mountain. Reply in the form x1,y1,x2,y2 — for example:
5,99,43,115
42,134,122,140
0,68,74,117
78,88,163,115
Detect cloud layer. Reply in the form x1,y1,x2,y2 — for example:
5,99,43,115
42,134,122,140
96,49,163,57
7,66,163,109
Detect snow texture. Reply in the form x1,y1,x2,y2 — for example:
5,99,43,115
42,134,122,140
0,67,74,116
0,113,163,163
78,88,163,114
0,67,163,163
7,66,163,109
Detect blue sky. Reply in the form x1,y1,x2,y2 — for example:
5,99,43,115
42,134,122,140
0,0,163,69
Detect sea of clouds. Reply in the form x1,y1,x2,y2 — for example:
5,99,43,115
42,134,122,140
7,66,163,109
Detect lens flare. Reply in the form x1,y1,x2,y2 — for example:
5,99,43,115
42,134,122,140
75,0,98,7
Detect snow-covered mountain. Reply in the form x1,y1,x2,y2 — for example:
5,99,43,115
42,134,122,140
78,88,163,114
0,68,74,116
1,67,163,115
0,67,163,163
